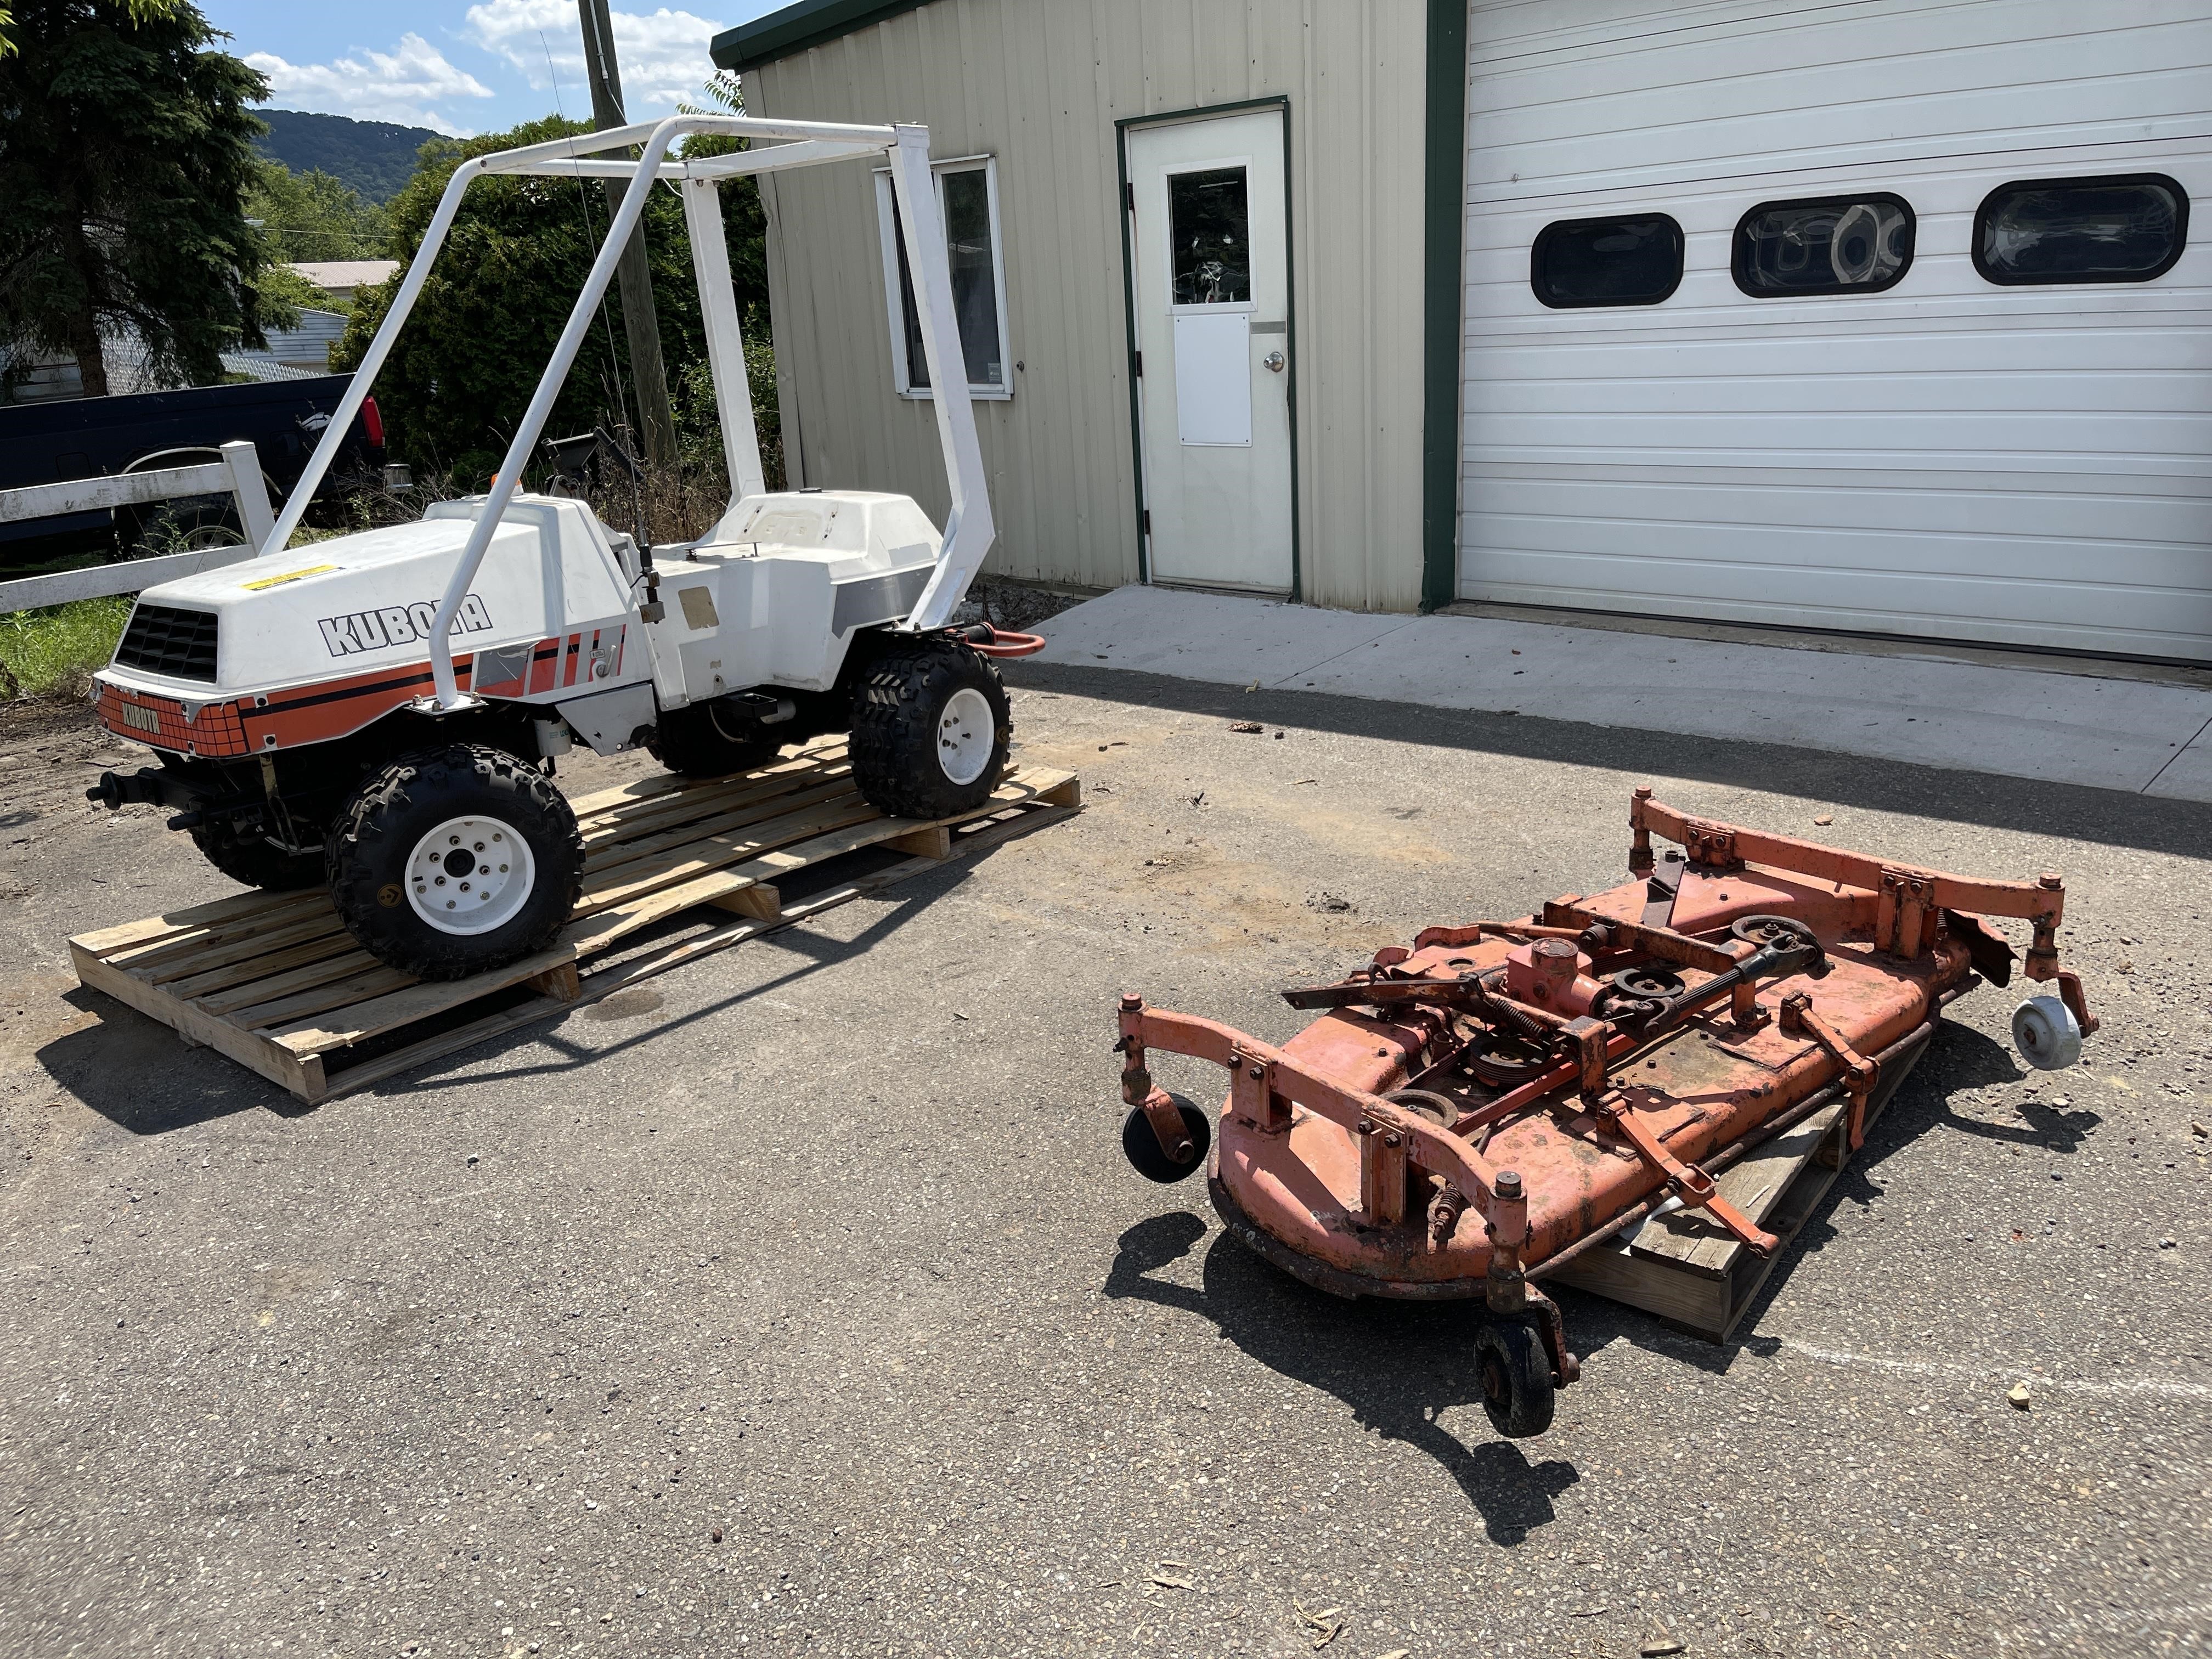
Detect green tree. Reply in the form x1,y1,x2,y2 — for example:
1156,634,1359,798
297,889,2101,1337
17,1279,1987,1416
0,0,277,396
334,112,772,486
0,0,178,58
679,72,770,320
246,159,392,274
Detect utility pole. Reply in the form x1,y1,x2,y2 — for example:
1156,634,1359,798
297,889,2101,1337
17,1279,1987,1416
577,0,679,469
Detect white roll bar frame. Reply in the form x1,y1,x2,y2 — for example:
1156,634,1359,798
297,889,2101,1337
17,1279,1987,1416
265,115,996,712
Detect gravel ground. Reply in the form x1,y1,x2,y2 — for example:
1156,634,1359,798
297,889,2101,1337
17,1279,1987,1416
0,665,2206,1659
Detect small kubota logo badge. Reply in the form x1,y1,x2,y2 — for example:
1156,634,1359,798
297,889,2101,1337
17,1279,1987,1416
318,595,494,658
377,883,404,909
118,702,162,735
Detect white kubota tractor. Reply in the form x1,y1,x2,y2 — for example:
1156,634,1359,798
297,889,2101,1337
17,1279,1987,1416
86,114,1030,980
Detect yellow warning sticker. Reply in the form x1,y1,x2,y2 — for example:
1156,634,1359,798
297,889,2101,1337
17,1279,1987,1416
238,563,339,590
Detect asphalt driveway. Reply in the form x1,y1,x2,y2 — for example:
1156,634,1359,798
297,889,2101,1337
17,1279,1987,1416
0,666,2205,1658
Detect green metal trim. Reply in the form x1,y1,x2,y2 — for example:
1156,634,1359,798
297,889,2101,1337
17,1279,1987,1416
1114,95,1299,600
1113,122,1148,586
710,0,928,72
1116,93,1295,134
1420,0,1469,614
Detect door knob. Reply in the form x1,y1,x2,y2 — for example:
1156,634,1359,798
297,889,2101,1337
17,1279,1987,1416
1263,351,1286,373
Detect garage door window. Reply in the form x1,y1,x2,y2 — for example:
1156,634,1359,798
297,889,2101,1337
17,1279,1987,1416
1734,195,1914,296
1974,174,2189,285
1530,215,1683,308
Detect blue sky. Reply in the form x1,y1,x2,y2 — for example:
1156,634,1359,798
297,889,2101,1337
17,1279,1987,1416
202,0,788,137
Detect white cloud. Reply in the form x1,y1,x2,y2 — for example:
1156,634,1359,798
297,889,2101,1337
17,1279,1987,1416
464,0,729,116
246,35,495,135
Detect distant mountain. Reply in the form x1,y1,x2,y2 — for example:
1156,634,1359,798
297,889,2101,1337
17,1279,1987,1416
253,110,445,203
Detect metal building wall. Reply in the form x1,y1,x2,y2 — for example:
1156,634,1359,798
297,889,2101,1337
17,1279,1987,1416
743,0,1429,611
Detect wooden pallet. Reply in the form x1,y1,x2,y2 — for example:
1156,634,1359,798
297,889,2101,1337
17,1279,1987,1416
1543,1032,1932,1341
70,742,1078,1104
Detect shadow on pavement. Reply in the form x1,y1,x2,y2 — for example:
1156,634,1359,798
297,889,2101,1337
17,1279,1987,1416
1010,662,2212,862
43,842,989,1132
38,985,311,1131
1107,1017,2091,1450
1560,1019,2092,1376
1104,1210,1580,1544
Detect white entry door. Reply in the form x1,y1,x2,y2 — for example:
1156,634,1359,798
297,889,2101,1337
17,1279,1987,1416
1127,109,1294,593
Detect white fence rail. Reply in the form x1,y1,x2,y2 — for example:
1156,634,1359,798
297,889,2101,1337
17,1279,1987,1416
0,441,275,611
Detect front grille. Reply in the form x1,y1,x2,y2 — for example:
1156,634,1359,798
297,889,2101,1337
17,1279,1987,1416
115,604,218,682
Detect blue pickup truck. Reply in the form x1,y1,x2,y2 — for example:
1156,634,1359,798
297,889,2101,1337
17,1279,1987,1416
0,375,386,574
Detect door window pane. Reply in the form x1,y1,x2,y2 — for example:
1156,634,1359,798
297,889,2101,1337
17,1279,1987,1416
1170,167,1251,305
886,161,1008,392
1734,195,1914,296
1975,175,2188,285
1531,215,1683,308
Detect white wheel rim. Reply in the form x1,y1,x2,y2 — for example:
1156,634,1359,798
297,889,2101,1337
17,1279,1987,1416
405,815,535,936
936,687,995,786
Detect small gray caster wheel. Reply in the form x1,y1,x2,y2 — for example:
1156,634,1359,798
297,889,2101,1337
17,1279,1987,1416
2012,995,2083,1071
1475,1320,1555,1438
1121,1096,1211,1183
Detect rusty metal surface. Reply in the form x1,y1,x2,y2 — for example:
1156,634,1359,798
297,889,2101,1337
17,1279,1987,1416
1119,792,2094,1374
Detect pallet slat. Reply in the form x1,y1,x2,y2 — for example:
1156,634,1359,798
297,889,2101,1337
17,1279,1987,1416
1545,1033,1932,1340
68,752,1077,1104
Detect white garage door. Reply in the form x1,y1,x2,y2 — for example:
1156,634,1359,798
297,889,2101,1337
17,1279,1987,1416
1458,0,2212,662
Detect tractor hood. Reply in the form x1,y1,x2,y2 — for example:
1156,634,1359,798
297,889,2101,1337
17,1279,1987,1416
95,495,634,699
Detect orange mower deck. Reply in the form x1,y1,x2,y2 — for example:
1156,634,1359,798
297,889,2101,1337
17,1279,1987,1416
1113,791,2097,1437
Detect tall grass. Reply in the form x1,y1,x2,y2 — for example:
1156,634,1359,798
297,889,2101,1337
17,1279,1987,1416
0,596,133,701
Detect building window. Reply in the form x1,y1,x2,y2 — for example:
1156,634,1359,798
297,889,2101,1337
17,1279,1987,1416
1973,174,2188,285
1530,214,1684,308
874,157,1012,398
1734,194,1914,296
1168,166,1251,306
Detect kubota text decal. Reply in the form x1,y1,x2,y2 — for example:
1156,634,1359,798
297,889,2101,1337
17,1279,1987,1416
318,595,494,657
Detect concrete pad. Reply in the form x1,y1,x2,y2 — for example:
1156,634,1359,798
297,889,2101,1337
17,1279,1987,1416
2146,722,2212,801
1032,582,1412,686
1036,585,2212,800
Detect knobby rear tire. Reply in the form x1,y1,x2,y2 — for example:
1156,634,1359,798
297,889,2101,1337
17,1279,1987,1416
848,643,1011,820
647,700,785,778
189,821,324,891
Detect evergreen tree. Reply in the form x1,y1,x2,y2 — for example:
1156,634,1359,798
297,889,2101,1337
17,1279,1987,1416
0,0,276,396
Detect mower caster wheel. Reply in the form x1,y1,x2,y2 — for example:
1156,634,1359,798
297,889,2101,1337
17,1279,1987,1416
1475,1320,1555,1438
2012,994,2083,1071
1121,1095,1211,1184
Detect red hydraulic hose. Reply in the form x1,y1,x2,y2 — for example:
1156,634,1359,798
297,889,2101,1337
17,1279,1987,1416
964,623,1047,658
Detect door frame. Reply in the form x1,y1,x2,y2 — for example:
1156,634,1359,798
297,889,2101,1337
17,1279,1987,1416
1115,95,1301,600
